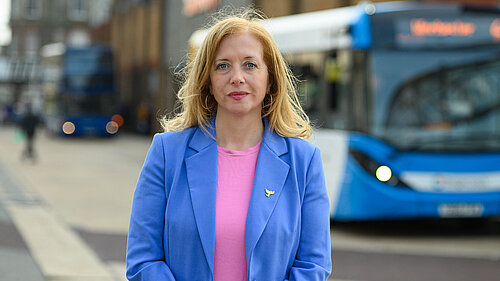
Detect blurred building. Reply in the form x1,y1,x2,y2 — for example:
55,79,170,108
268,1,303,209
110,0,499,134
111,0,164,134
110,0,399,133
2,0,113,118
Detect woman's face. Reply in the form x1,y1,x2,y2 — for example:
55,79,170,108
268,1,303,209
209,31,269,118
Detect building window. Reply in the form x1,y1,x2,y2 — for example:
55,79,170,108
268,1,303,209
89,0,112,27
25,0,43,19
12,0,22,19
68,0,87,21
52,0,66,19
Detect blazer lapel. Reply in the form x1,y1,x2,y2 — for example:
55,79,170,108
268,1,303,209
185,124,217,274
245,121,290,263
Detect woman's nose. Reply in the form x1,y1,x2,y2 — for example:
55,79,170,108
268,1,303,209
230,69,245,85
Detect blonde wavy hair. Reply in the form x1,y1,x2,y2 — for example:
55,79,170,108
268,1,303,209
161,8,311,139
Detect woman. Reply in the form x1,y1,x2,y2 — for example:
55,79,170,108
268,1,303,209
126,10,332,281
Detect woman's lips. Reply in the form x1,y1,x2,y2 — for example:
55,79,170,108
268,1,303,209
228,91,249,100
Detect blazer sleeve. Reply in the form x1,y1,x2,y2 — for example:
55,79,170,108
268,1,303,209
126,134,177,281
287,147,332,281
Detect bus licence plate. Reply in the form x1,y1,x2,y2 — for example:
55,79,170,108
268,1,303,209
438,203,484,218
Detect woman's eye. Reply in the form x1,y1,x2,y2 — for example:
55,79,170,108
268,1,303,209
246,62,256,69
216,63,229,70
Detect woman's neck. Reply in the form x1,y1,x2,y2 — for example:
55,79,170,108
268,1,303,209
215,112,264,151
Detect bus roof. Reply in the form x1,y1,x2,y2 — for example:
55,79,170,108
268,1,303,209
189,1,499,54
373,1,460,14
189,5,367,54
260,6,364,53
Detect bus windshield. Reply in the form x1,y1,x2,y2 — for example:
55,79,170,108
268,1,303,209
64,49,113,93
383,58,500,151
60,93,114,115
65,74,114,93
57,47,115,116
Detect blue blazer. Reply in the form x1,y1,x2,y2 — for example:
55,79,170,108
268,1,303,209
126,119,332,281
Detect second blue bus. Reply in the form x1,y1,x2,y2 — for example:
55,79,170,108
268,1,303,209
41,43,120,137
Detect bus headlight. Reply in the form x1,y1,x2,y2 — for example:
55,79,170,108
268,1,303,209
349,149,409,187
106,121,119,134
375,165,392,182
62,121,75,135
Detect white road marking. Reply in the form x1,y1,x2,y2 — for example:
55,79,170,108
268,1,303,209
6,204,116,281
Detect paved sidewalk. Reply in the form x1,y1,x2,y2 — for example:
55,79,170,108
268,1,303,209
0,125,148,281
0,204,46,281
0,156,117,281
0,145,46,280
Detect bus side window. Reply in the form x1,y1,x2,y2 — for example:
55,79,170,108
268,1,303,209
350,50,370,133
286,53,323,126
295,64,319,113
286,51,352,130
325,54,340,111
324,50,351,130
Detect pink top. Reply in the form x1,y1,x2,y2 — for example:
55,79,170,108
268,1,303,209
214,140,262,281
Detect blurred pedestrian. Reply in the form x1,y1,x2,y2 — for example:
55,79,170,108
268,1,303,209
126,8,332,281
19,104,40,162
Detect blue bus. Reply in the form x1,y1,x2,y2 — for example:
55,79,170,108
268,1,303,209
191,1,500,220
41,43,120,137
